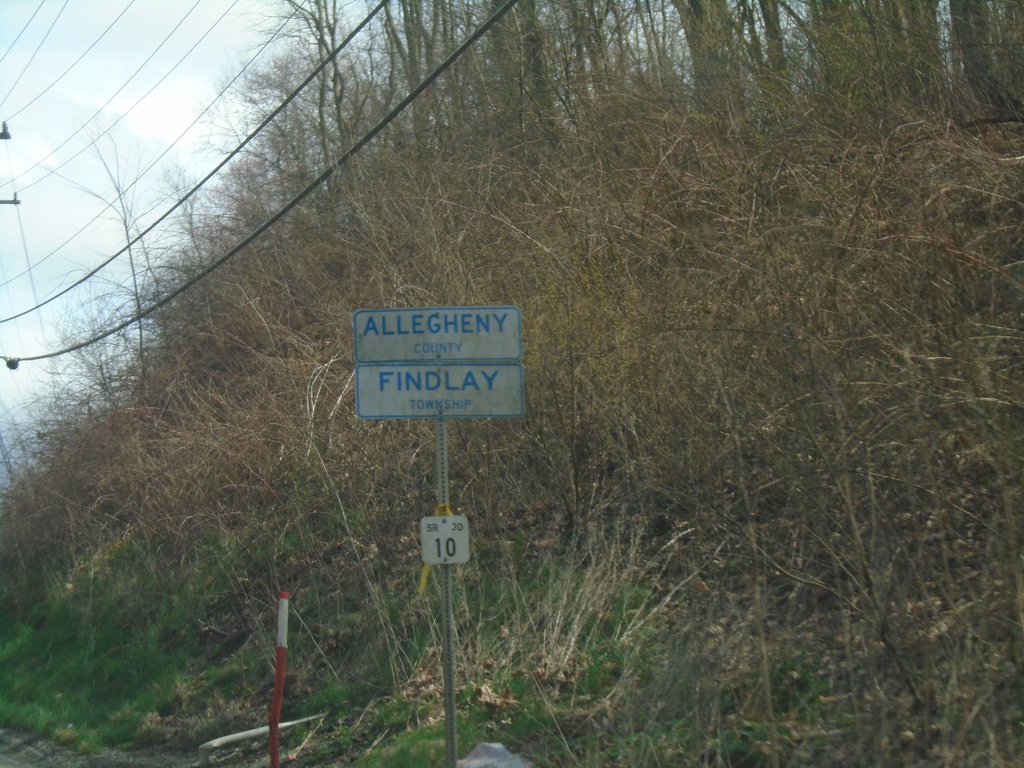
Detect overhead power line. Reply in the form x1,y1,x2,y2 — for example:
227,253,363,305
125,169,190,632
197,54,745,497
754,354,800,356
2,137,45,337
0,0,45,68
1,0,523,367
0,0,72,114
19,0,240,194
0,0,386,327
0,6,300,295
8,0,208,190
4,0,141,122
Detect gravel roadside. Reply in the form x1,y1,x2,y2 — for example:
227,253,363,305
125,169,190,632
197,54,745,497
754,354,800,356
0,729,274,768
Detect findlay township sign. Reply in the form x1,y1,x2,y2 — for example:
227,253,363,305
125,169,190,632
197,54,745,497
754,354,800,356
354,307,522,363
355,363,524,419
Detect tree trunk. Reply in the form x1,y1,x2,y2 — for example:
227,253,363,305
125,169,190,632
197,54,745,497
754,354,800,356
950,0,1017,115
670,0,735,114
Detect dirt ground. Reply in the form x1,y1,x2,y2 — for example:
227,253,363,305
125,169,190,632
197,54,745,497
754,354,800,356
0,729,277,768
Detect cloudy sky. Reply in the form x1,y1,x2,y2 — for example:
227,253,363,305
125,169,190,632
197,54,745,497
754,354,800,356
0,0,288,458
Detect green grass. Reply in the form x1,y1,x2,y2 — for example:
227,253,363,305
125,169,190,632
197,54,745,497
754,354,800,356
0,527,712,767
355,728,447,767
0,567,196,750
0,617,187,749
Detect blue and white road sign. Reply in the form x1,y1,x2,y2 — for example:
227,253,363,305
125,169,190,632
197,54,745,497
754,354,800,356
354,306,522,363
355,362,525,419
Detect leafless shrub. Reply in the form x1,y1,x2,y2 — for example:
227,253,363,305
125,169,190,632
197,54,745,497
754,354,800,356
2,6,1023,761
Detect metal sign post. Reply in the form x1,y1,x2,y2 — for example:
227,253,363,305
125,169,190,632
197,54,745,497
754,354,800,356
353,306,524,768
435,417,458,768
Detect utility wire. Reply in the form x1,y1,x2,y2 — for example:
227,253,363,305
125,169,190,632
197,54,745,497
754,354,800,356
4,0,142,122
0,0,389,326
0,0,72,113
0,239,33,388
18,0,241,194
8,0,207,189
0,7,298,295
2,140,45,338
0,0,47,68
1,0,522,367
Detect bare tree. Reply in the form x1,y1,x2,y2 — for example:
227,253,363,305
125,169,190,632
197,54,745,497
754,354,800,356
951,0,1019,116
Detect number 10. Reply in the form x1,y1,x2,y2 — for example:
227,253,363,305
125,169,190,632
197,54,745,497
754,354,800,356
436,537,458,558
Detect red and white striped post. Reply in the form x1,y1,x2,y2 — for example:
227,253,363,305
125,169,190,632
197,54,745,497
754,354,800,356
269,590,289,768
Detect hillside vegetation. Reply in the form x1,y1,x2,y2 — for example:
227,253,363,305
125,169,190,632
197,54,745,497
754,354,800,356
2,0,1023,765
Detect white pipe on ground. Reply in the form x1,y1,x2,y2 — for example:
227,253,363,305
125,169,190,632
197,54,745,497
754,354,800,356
197,713,325,766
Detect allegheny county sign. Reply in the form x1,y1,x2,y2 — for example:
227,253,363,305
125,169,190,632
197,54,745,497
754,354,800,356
355,363,524,419
354,306,522,363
